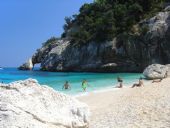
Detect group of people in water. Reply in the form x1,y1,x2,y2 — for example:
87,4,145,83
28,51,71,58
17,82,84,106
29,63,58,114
63,80,89,91
63,71,168,91
63,76,148,92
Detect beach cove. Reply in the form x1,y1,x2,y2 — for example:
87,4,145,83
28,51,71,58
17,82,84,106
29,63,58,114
1,0,170,127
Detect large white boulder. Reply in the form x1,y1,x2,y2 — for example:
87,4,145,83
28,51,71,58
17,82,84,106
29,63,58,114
0,79,89,128
143,64,169,79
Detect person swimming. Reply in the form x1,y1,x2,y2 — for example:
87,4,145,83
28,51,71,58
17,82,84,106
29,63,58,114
82,80,88,91
62,81,71,90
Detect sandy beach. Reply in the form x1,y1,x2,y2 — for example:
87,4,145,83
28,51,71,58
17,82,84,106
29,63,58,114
77,78,170,128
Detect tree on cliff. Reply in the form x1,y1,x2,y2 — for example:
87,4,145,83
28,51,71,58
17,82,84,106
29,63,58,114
61,0,165,45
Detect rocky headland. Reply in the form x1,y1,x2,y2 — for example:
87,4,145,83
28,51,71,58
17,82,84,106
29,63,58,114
19,6,170,72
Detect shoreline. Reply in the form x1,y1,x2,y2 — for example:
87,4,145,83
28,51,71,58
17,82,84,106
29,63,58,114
74,79,151,98
77,78,170,127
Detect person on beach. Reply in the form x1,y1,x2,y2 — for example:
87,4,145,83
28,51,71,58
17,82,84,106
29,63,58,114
152,78,163,83
131,77,144,88
116,76,123,88
82,80,89,91
152,71,168,83
164,71,168,78
62,81,71,90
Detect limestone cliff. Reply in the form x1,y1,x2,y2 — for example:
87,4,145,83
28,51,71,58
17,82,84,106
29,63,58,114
19,7,170,72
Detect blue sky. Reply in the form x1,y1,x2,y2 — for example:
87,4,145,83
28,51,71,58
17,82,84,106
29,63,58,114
0,0,93,67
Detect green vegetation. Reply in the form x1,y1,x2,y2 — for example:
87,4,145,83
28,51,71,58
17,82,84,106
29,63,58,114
42,37,59,47
62,0,167,45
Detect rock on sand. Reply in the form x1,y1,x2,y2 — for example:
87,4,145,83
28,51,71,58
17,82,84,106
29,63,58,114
0,79,89,128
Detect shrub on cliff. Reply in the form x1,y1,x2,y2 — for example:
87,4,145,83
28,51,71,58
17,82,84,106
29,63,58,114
62,0,165,45
42,37,59,47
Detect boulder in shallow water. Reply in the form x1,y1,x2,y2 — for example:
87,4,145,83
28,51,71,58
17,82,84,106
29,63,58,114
0,79,90,128
143,64,169,79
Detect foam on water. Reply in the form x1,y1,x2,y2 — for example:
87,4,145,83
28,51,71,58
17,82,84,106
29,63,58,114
0,68,143,95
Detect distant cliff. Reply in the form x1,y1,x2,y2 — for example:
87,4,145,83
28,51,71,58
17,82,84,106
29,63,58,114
19,4,170,72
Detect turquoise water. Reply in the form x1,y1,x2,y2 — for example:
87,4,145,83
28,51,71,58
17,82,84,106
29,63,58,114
0,68,143,95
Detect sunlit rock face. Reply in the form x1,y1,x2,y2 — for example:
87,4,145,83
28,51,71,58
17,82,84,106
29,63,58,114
143,64,169,79
0,79,90,128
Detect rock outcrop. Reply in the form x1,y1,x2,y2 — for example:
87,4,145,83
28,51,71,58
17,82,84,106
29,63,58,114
0,79,89,128
143,64,169,79
20,6,170,72
18,58,33,70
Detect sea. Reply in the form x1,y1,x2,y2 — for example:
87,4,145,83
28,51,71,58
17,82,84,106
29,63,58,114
0,68,143,96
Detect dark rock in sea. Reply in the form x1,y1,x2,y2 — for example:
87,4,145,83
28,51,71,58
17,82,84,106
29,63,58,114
19,6,170,72
18,58,33,70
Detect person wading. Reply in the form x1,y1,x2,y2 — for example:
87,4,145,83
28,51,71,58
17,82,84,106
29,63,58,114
116,76,123,88
82,80,89,91
63,81,71,90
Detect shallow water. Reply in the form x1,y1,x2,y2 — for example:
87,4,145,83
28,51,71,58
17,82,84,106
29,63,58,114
0,68,143,95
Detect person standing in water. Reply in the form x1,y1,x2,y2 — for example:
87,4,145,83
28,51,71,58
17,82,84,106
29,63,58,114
82,80,89,92
116,76,123,88
62,81,71,90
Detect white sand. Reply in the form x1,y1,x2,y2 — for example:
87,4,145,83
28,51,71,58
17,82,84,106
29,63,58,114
77,78,170,128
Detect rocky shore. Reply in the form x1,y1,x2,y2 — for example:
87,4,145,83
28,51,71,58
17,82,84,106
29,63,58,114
0,79,89,128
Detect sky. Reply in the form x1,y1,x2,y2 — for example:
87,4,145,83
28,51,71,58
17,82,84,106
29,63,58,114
0,0,93,67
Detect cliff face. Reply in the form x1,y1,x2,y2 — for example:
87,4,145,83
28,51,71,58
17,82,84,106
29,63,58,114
21,7,170,72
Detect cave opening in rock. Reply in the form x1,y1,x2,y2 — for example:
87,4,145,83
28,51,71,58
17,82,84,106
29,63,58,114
33,63,41,70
